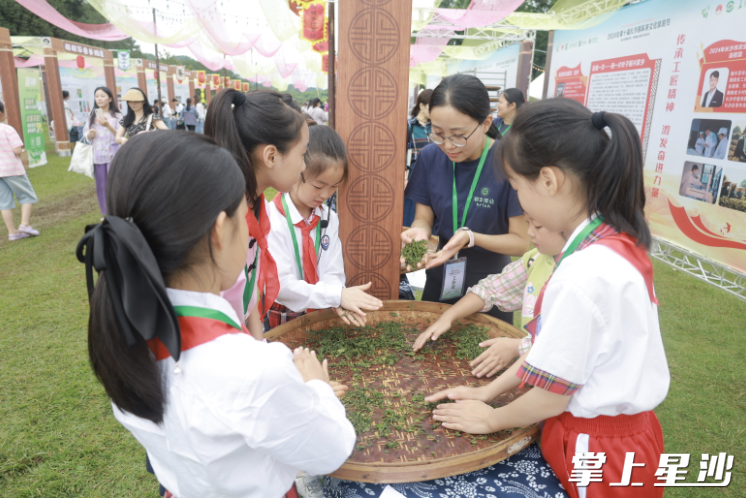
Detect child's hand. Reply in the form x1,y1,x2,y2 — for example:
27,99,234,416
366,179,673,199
339,282,383,325
329,381,348,398
293,347,330,384
400,228,430,271
433,400,497,434
413,318,452,351
470,337,521,378
425,385,491,404
333,306,366,327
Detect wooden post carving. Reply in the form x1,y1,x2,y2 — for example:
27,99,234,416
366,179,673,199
0,28,22,136
337,0,413,300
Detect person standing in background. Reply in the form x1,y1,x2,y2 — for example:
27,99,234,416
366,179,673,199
161,99,173,129
494,88,525,137
63,90,80,147
308,98,328,125
182,98,199,132
0,100,40,241
695,131,706,155
83,87,121,214
404,89,433,228
714,128,729,159
195,95,206,134
116,88,168,145
703,128,717,158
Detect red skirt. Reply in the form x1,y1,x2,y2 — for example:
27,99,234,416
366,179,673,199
541,411,664,498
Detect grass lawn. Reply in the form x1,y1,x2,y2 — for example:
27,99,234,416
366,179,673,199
0,156,743,496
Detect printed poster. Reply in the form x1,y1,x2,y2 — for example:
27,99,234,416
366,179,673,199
16,68,47,167
549,0,746,274
115,68,139,113
59,65,107,127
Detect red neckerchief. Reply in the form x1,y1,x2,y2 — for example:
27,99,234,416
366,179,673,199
524,224,657,343
272,193,321,285
246,194,279,316
148,316,250,361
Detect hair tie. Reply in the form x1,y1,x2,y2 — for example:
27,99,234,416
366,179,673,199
232,91,246,108
591,111,607,130
76,216,182,361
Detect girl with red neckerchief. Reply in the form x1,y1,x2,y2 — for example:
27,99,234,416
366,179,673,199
426,99,670,498
205,89,309,339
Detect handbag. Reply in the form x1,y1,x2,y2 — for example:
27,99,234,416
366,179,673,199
68,135,94,179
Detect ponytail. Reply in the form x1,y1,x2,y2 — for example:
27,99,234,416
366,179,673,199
205,89,305,203
486,121,499,140
77,131,245,423
497,99,651,249
410,88,433,118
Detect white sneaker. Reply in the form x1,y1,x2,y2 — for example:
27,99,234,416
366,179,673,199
295,472,325,498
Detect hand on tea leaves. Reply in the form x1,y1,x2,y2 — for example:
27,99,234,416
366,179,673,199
293,347,330,384
413,318,453,351
338,282,383,327
329,381,348,398
400,227,431,271
425,230,470,270
425,385,491,404
433,400,497,434
470,337,521,378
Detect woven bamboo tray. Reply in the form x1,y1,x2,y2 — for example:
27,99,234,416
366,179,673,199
400,228,439,275
265,300,538,483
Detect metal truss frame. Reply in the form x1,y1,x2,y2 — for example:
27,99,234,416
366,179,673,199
651,237,746,301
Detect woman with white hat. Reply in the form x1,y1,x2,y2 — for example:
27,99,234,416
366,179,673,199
714,127,730,159
115,88,168,146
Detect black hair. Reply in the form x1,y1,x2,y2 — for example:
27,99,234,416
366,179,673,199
310,97,322,108
691,164,699,171
429,73,498,139
62,90,70,99
497,98,651,249
0,100,4,114
281,94,302,113
204,88,305,203
122,89,154,129
186,98,192,112
88,87,120,128
410,89,433,117
172,98,178,102
500,88,526,109
302,125,348,185
711,70,720,79
88,131,244,423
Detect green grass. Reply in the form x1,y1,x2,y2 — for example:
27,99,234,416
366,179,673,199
0,156,743,496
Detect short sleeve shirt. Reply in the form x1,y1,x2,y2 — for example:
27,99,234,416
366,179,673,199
0,123,26,177
120,112,162,138
404,140,522,255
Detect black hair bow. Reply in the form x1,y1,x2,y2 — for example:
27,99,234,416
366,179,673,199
76,216,182,361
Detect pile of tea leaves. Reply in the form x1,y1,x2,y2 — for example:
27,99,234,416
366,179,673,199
307,320,495,452
400,239,428,268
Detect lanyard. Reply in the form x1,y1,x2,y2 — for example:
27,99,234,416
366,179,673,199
499,122,512,135
452,138,491,233
555,217,603,270
242,249,259,315
281,193,321,280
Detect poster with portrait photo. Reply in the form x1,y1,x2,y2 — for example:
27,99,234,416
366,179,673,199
719,169,746,214
679,161,722,205
556,83,566,98
699,68,727,108
686,118,731,159
728,123,746,163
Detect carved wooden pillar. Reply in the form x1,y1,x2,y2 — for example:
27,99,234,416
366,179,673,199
515,40,533,97
136,59,147,93
166,65,176,103
103,50,116,96
187,71,195,100
0,28,22,136
337,0,412,300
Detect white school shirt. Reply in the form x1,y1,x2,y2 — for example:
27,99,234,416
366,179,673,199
523,218,670,419
113,288,356,498
695,137,705,155
703,133,717,158
267,194,346,311
714,137,728,159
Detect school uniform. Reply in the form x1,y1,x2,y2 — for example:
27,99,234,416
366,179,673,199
265,193,345,328
114,288,355,498
404,140,523,323
519,218,670,498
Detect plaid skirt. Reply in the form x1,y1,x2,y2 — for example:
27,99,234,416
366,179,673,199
265,302,308,330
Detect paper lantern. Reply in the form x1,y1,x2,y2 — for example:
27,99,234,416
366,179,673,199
224,76,231,88
233,80,242,91
197,71,206,85
302,2,326,42
322,54,329,73
211,74,221,87
76,55,85,69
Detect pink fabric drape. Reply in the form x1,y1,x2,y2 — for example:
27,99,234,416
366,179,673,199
13,0,129,41
410,28,454,67
436,0,524,29
14,56,44,68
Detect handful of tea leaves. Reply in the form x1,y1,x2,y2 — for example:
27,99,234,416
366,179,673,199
401,239,428,268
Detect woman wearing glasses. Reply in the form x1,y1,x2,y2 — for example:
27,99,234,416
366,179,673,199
401,73,529,322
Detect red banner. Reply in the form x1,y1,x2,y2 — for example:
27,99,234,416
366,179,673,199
210,74,221,87
554,63,586,103
302,1,326,42
197,71,206,85
695,39,746,113
243,82,250,92
224,76,231,88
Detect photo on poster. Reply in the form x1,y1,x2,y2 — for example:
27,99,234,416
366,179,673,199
719,170,746,213
699,67,727,108
556,83,566,98
686,118,731,159
679,161,722,204
727,123,746,163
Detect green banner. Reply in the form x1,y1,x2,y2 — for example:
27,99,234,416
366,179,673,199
16,68,47,167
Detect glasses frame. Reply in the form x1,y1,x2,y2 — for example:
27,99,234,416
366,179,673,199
428,122,482,148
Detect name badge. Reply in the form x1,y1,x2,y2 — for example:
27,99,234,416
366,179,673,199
440,257,467,301
320,234,330,251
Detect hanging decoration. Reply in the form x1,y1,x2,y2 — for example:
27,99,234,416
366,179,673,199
243,81,250,92
14,0,130,41
196,70,206,86
233,80,242,90
210,73,221,87
322,53,329,73
224,76,231,88
301,0,326,42
175,66,186,83
117,50,131,71
76,55,85,69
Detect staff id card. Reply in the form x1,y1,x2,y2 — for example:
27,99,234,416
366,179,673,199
440,257,467,301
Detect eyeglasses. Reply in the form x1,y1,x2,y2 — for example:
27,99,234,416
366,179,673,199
428,123,481,147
